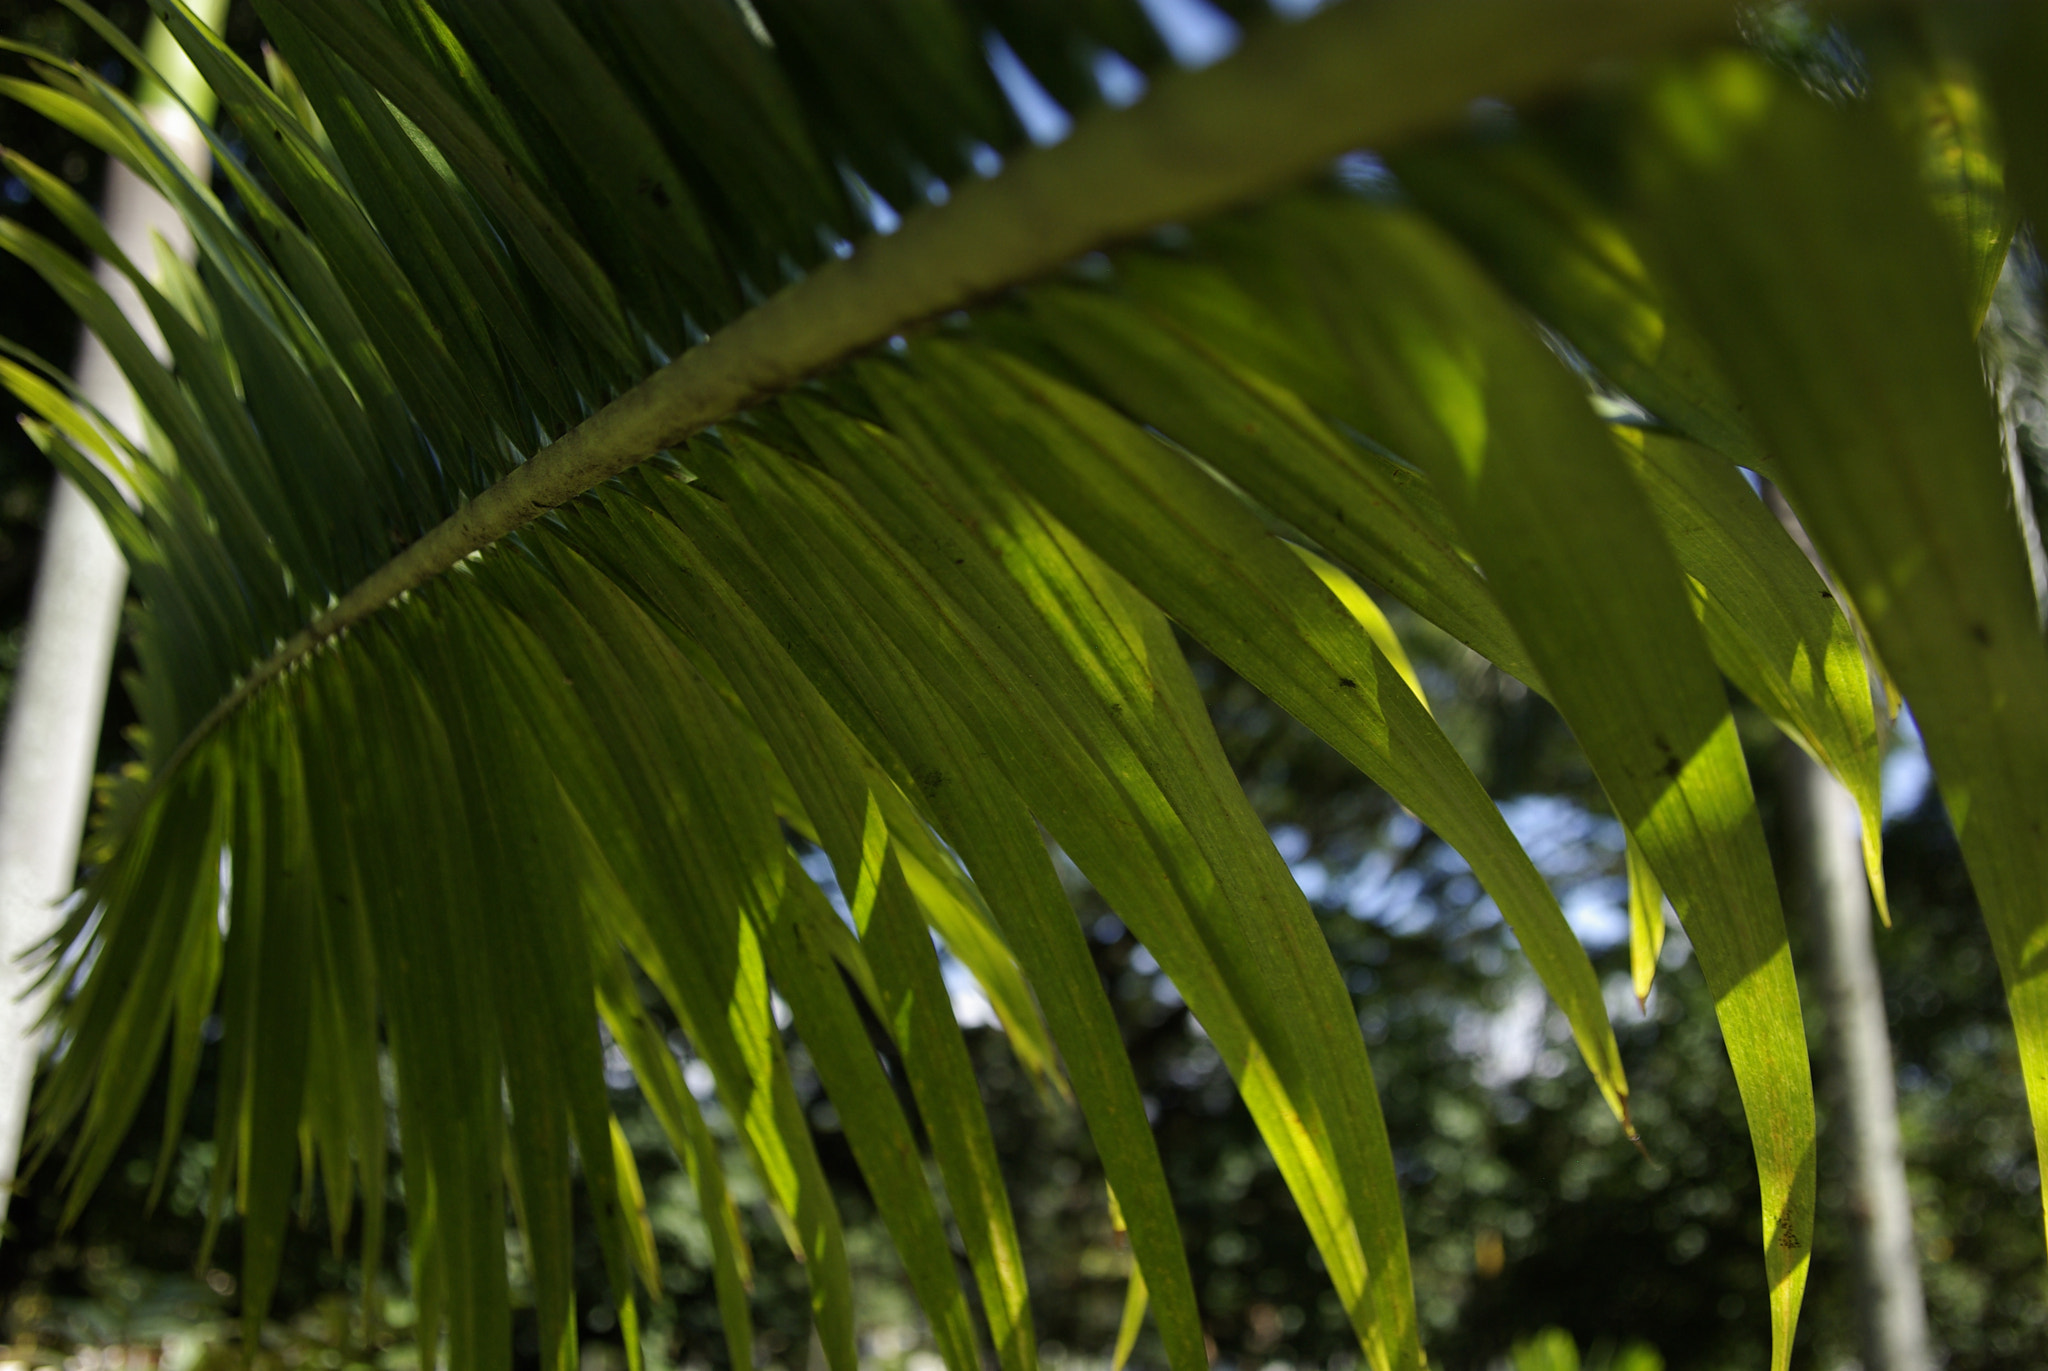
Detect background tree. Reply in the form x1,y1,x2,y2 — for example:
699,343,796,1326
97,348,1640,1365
0,0,225,1230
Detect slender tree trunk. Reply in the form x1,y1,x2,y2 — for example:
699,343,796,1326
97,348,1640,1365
1780,742,1933,1371
0,15,223,1226
1991,314,2048,631
1764,481,1933,1371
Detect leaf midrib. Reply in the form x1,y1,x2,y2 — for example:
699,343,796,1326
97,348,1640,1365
156,0,1739,788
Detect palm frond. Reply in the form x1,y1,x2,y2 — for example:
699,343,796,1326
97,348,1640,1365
3,3,2046,1371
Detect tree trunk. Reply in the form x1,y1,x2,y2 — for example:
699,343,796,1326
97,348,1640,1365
1780,744,1933,1371
0,14,224,1226
1762,481,1933,1370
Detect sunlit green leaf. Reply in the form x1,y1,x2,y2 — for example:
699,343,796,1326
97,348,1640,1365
1641,50,2048,1256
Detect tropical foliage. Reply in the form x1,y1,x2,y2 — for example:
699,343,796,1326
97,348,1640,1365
1,1,2044,1369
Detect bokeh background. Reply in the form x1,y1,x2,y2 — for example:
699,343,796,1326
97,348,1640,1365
3,4,2047,1369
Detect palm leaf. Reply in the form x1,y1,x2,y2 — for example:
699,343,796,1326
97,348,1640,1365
1640,41,2048,1278
5,3,2044,1369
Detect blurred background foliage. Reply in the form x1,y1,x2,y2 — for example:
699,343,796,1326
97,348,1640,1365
1,3,2046,1370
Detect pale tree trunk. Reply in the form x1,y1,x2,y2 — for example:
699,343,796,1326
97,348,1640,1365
1765,485,1933,1371
0,10,225,1227
1780,743,1934,1371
